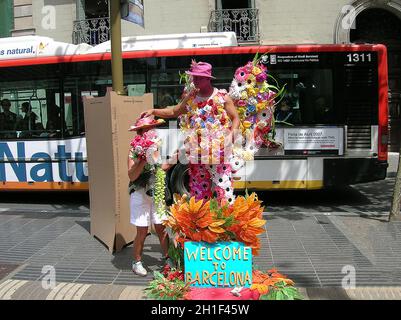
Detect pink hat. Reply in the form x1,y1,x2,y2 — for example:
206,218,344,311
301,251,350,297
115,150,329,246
129,115,165,131
185,60,216,79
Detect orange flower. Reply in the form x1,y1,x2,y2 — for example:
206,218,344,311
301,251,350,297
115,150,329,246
165,195,225,243
226,192,266,255
165,192,266,253
251,269,295,294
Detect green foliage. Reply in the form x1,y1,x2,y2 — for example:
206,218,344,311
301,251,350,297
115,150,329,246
209,198,220,213
168,242,184,270
260,281,303,300
144,271,190,300
154,166,167,218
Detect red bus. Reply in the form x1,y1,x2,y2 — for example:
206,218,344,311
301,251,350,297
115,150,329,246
0,33,388,191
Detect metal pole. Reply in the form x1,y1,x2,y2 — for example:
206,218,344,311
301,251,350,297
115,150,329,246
110,0,125,95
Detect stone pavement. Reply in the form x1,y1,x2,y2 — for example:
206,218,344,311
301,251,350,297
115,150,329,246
1,207,401,300
0,153,400,300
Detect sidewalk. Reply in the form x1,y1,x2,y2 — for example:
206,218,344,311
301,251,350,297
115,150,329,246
0,154,400,300
1,207,401,300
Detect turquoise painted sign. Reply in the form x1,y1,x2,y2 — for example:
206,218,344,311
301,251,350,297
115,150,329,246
184,241,252,288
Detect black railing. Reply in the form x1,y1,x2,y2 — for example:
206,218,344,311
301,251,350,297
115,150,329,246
208,8,260,43
72,17,110,45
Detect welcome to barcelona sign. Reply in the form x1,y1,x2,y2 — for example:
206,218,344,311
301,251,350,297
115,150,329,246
184,242,252,288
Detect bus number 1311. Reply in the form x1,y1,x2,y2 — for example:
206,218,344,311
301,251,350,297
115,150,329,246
347,53,372,63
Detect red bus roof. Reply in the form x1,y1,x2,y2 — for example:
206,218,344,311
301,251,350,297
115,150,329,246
0,43,387,68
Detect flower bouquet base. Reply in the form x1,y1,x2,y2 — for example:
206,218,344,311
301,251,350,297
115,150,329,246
144,193,302,300
187,287,260,300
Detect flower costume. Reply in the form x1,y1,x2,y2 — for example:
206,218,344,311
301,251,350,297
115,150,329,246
180,87,235,205
228,59,283,170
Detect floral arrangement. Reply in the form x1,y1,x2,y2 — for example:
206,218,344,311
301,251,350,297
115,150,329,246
130,129,160,161
189,164,235,204
178,66,232,166
130,129,166,217
164,192,265,256
144,265,191,300
179,95,231,166
251,268,302,300
228,54,285,168
143,61,300,301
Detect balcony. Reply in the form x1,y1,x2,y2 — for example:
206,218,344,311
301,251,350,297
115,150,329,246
208,8,260,44
72,17,110,45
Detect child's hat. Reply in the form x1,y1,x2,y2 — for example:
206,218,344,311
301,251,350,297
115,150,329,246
129,115,165,131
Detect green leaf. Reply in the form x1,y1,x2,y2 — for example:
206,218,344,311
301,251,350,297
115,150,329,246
275,281,287,288
252,51,260,66
209,199,219,212
274,120,294,127
225,230,236,239
267,291,277,300
222,215,235,227
276,291,285,300
154,271,164,280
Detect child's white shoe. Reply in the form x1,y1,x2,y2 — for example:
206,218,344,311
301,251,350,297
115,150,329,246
132,261,147,276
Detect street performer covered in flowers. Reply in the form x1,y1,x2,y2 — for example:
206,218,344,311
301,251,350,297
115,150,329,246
142,61,240,205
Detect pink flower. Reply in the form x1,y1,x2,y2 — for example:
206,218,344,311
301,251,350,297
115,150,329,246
256,73,267,82
216,164,232,175
237,100,247,107
129,132,158,160
259,63,267,73
245,62,253,73
213,187,226,201
234,67,249,82
267,91,276,100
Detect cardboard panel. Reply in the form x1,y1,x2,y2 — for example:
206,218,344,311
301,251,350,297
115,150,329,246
83,94,116,252
83,91,154,252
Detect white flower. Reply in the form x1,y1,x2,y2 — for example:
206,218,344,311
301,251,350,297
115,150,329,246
249,97,258,106
229,155,245,172
245,142,258,155
229,79,245,100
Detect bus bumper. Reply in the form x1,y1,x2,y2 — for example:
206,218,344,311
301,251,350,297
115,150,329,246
323,158,388,186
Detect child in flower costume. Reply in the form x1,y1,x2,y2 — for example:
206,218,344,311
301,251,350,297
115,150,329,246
128,115,172,276
142,61,240,205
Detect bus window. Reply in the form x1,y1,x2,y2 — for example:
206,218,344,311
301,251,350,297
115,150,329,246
274,69,334,125
151,71,182,108
0,64,61,139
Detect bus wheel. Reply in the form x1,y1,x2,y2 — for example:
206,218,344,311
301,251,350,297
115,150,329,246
170,164,190,196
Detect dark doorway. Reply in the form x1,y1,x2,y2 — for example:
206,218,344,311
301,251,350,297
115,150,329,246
84,0,109,19
221,0,251,9
350,8,401,151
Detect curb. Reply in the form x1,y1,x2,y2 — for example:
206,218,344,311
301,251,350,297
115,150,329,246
1,279,401,300
0,280,146,300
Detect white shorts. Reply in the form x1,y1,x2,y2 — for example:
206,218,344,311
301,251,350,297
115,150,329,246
130,189,167,227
